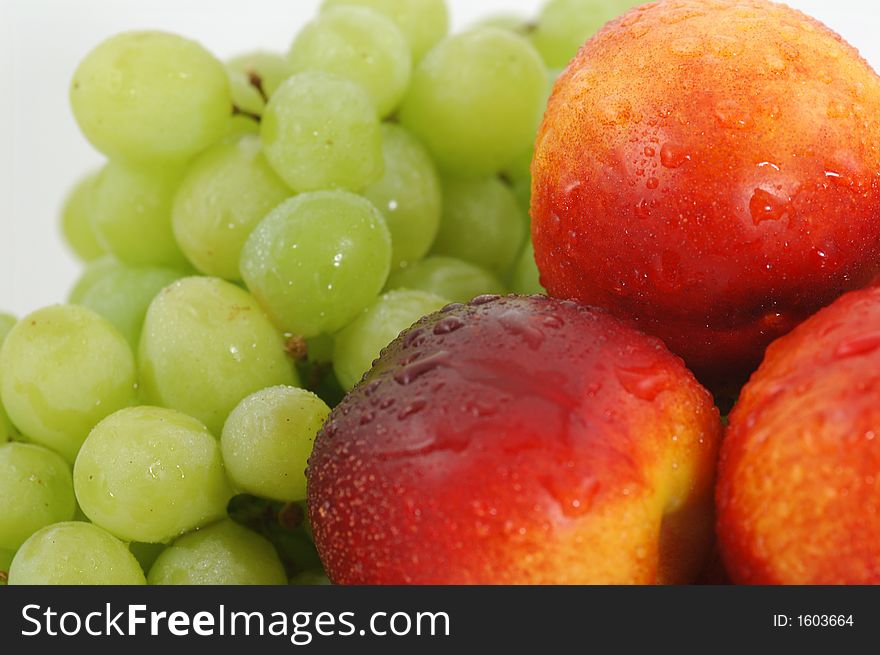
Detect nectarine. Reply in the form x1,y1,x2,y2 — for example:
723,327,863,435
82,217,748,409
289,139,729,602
718,286,880,584
308,295,722,584
532,0,880,383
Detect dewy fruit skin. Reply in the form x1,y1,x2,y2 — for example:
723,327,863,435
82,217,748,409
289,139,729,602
308,295,722,584
532,0,880,384
718,286,880,584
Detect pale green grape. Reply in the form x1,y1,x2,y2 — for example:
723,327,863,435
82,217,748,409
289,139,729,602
70,31,231,162
261,72,383,192
69,258,184,348
0,312,15,343
0,443,76,550
289,6,411,118
385,256,505,303
333,289,448,390
139,277,298,435
0,548,12,584
364,124,441,270
228,51,293,97
74,406,232,544
229,70,266,116
290,570,331,585
0,305,136,462
502,148,536,217
432,176,526,277
91,160,188,268
511,241,546,295
321,0,449,62
8,522,146,585
60,171,105,262
400,28,547,177
474,13,532,34
1,310,18,443
148,520,286,585
172,134,292,279
221,386,330,502
129,541,165,573
241,192,392,337
531,0,640,68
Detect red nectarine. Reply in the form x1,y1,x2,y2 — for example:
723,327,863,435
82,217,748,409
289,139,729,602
532,0,880,384
308,295,722,584
718,286,880,584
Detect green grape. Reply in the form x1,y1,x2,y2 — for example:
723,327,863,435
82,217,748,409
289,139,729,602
290,570,331,585
0,305,136,462
333,289,448,390
531,0,641,68
511,242,546,296
432,176,526,278
289,6,411,118
502,148,535,217
70,31,231,163
474,13,533,34
0,548,13,585
0,405,15,444
228,51,293,98
8,522,146,585
385,256,505,303
228,70,266,116
74,406,232,544
60,171,105,262
321,0,449,62
364,124,441,270
261,72,383,192
91,160,188,268
241,191,392,337
400,28,547,177
147,520,286,585
221,386,330,502
69,258,183,348
139,277,298,435
0,443,76,550
129,541,166,573
0,312,15,343
172,134,292,279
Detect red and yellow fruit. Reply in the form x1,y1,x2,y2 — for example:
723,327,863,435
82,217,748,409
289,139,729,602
718,286,880,584
532,0,880,384
308,295,722,584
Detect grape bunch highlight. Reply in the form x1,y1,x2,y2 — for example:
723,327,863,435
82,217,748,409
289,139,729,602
1,0,629,585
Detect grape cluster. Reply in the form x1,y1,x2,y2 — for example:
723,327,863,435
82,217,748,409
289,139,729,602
1,0,635,585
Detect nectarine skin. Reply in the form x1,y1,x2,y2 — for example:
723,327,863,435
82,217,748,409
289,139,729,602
308,295,722,584
532,0,880,383
718,287,880,584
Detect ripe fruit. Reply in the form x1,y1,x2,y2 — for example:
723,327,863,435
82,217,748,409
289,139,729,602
308,295,722,584
717,286,880,584
532,0,880,383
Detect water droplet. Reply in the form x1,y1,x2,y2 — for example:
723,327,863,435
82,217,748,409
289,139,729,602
494,310,545,351
359,411,375,426
542,315,564,329
441,303,464,314
635,198,652,219
433,316,464,335
646,177,660,190
659,143,691,169
749,188,791,224
394,350,450,385
617,364,671,401
644,146,656,157
834,333,880,359
469,294,501,306
397,399,427,420
715,99,754,129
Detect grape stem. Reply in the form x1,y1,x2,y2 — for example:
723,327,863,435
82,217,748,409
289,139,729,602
247,71,269,104
232,104,262,123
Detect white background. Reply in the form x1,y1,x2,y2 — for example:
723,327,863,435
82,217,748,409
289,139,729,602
1,0,878,317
